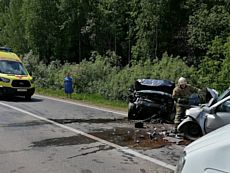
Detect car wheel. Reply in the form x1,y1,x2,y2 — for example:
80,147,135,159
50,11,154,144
167,112,175,122
163,105,175,123
128,102,137,120
182,122,202,140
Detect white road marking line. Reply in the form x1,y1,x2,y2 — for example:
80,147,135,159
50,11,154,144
35,94,127,116
0,101,176,171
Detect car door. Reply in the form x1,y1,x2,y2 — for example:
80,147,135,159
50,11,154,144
205,98,230,133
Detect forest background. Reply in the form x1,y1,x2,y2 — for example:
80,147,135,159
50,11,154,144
0,0,230,102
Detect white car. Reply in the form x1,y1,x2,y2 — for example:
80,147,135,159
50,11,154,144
175,124,230,173
178,88,230,140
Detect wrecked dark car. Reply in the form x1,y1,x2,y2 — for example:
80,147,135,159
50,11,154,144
128,79,215,122
128,79,175,121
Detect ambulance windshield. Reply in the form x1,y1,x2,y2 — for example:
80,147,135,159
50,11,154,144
0,60,28,75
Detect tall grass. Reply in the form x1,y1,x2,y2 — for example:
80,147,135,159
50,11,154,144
36,88,127,111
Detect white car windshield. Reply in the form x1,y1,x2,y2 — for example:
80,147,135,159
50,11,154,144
0,60,28,75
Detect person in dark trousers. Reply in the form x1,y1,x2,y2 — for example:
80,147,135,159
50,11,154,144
64,72,73,98
172,77,200,133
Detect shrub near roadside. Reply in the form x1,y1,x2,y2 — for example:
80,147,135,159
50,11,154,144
22,51,198,102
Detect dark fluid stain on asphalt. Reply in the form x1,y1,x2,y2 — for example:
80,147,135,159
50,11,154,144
0,149,30,154
3,121,50,127
30,135,95,147
67,145,113,159
48,118,127,124
89,127,173,149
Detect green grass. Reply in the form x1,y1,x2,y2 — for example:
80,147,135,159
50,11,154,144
36,88,128,111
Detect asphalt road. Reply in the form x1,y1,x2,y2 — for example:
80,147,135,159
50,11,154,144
0,95,185,173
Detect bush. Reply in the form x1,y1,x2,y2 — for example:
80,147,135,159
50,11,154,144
22,51,209,102
102,53,198,100
23,51,77,90
75,52,118,94
197,36,230,92
219,37,230,91
151,53,197,85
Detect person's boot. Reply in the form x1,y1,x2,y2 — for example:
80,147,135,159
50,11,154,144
173,123,179,134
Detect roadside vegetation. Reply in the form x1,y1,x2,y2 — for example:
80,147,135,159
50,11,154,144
0,0,230,106
36,88,127,111
23,45,229,105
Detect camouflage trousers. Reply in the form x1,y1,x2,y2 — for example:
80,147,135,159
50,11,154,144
174,104,190,124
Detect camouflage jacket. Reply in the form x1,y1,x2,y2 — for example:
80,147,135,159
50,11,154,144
172,84,200,105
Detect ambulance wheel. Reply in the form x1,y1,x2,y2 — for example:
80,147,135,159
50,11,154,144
25,94,32,100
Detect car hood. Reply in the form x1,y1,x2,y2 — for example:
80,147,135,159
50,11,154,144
185,124,230,154
185,107,202,118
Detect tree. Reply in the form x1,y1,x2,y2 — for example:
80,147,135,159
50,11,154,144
198,35,230,91
22,0,60,62
0,0,11,46
187,4,230,63
1,0,28,53
159,0,191,59
219,37,230,90
131,0,160,61
82,0,131,65
58,0,88,63
206,36,225,61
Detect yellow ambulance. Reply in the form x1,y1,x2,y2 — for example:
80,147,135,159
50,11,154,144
0,47,35,100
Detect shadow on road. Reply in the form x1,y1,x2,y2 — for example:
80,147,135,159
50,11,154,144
0,96,43,103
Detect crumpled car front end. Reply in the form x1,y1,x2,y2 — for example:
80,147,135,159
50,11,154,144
128,79,175,120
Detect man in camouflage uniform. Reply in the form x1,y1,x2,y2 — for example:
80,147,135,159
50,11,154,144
172,77,200,133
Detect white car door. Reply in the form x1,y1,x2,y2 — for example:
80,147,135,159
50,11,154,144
206,98,230,133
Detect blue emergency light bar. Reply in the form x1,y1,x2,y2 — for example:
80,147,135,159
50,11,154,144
0,47,12,52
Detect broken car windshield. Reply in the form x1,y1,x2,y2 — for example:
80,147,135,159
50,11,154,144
217,89,230,102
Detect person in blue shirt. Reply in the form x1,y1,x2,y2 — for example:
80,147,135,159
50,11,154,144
64,72,73,98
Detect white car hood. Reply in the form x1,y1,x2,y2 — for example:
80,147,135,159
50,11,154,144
186,107,202,117
185,124,230,154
